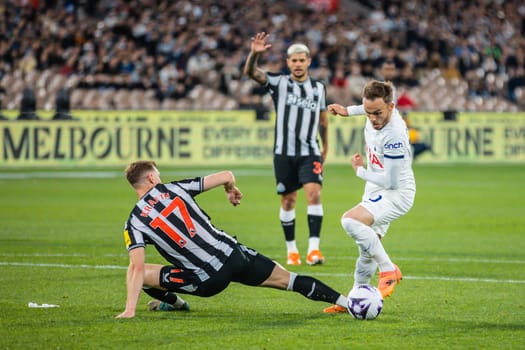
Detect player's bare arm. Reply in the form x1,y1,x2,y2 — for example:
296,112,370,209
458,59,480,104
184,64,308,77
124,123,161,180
203,171,243,206
116,247,146,319
319,111,329,162
327,103,349,116
244,32,271,85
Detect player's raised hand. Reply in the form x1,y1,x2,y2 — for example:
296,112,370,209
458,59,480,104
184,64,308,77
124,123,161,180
327,104,349,116
251,32,272,53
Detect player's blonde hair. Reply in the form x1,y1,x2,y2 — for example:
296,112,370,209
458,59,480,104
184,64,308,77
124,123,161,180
287,43,310,57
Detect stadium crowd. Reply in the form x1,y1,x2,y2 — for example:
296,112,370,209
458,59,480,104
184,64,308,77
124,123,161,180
0,0,524,114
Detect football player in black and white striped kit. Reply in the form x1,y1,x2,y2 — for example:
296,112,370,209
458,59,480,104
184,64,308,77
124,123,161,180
116,161,347,318
244,32,329,266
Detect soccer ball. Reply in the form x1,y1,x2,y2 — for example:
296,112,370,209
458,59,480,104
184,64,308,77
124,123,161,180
347,285,383,320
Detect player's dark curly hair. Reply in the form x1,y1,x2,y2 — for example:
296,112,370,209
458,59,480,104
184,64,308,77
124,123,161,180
363,80,394,105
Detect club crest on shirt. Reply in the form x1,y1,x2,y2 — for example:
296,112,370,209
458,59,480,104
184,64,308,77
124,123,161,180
368,152,383,168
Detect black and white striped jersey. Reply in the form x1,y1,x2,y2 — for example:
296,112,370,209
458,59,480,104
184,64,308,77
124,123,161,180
265,73,326,157
123,177,237,283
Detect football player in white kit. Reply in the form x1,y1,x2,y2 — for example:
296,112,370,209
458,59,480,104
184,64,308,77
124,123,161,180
323,80,416,313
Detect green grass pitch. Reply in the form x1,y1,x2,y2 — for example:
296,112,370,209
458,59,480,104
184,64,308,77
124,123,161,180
0,163,524,349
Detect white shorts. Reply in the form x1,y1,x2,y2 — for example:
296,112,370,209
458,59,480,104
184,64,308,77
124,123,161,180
360,187,415,237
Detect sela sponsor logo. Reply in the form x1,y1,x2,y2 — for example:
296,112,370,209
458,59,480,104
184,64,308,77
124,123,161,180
384,142,403,150
286,93,317,109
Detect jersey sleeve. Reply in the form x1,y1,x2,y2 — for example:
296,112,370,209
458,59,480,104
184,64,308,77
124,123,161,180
265,73,281,88
169,177,204,197
356,129,406,189
123,219,146,251
356,157,402,189
319,82,327,111
346,104,365,116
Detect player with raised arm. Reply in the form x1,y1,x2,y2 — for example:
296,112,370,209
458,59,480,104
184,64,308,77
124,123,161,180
244,31,329,266
116,160,348,319
323,81,416,313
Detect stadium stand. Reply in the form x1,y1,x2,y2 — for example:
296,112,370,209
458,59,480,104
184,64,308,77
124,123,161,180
0,0,524,113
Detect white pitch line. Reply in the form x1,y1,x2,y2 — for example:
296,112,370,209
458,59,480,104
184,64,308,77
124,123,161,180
296,272,525,284
1,253,523,265
0,253,127,258
311,272,525,284
0,171,121,179
0,169,274,180
402,275,525,284
395,256,525,265
0,261,126,270
1,261,524,284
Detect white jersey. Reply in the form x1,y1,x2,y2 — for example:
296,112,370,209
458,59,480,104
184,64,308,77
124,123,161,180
357,108,416,194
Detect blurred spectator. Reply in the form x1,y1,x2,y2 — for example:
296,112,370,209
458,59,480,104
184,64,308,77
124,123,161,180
506,46,525,102
239,94,270,121
402,112,432,160
17,88,40,120
0,0,523,112
252,94,270,121
396,88,417,111
18,49,37,74
0,97,7,120
377,59,398,83
507,67,525,103
155,82,172,103
398,63,419,87
346,61,367,104
52,88,75,120
441,56,462,81
171,81,189,100
331,66,347,88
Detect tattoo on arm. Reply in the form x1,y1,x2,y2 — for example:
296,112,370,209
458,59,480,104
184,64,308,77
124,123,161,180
244,52,266,84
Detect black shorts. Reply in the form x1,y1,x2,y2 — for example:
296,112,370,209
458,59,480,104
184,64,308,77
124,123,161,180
160,243,276,297
273,154,323,195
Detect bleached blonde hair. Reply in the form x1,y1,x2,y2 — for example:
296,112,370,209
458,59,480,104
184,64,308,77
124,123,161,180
287,43,310,57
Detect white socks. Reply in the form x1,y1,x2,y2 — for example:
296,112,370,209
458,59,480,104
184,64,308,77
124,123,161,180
354,248,378,286
341,217,395,284
308,237,320,253
280,207,295,222
286,240,298,253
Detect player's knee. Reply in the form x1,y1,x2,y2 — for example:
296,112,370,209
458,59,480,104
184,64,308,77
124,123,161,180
281,195,296,210
341,217,365,241
262,264,290,290
305,188,321,204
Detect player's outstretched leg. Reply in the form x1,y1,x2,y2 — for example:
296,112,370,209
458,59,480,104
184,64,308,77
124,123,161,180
143,287,190,311
288,273,347,313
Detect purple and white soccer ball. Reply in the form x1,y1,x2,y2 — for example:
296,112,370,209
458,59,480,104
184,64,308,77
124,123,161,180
347,285,384,320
